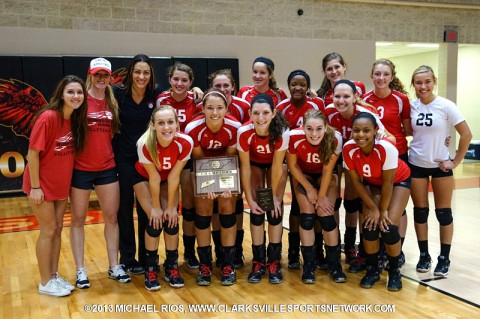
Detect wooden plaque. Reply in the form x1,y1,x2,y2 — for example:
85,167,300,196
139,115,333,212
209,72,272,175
255,187,274,212
193,155,241,196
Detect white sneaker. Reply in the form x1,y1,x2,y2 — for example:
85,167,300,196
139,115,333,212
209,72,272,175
76,268,90,289
108,265,131,283
55,273,75,291
39,279,71,297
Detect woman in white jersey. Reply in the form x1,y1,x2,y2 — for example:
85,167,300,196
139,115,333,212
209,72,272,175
409,65,472,276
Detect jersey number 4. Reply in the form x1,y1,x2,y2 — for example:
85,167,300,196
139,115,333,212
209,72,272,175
416,113,433,127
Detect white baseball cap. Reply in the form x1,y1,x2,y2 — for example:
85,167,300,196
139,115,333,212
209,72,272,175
89,58,112,74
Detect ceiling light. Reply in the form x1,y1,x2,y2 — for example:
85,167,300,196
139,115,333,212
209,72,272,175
406,43,439,48
376,42,393,47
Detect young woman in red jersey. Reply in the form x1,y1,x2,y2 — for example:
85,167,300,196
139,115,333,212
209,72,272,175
343,112,411,291
324,79,391,273
237,94,289,284
287,110,346,284
207,69,251,269
237,56,287,106
316,53,366,265
70,58,130,290
277,70,326,270
156,63,200,269
362,59,412,269
185,89,242,286
133,105,193,291
23,75,88,297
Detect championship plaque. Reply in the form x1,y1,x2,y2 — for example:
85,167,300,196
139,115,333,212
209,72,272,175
193,156,241,196
255,187,274,212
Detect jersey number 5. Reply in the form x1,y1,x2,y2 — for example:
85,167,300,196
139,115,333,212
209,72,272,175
416,113,433,127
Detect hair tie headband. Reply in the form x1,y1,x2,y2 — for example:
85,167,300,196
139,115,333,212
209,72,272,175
253,57,275,70
203,90,228,105
251,93,274,109
288,69,310,88
334,79,357,94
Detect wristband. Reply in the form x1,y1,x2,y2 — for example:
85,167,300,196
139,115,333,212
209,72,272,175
31,187,41,189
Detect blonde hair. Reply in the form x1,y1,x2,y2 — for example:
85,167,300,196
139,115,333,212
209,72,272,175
138,105,179,168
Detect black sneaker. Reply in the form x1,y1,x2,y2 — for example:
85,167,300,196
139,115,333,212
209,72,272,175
348,255,367,273
433,256,450,276
416,253,432,273
330,264,347,283
144,267,161,291
184,252,200,269
248,261,266,283
316,253,329,270
360,266,381,288
221,265,236,286
164,265,184,288
124,261,145,275
268,260,283,284
288,249,301,269
301,264,316,284
196,264,212,286
345,248,357,265
387,269,402,291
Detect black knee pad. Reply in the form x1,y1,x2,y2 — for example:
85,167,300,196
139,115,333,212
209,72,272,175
435,208,453,226
362,224,379,241
381,225,400,245
334,198,342,211
250,212,265,226
195,215,212,230
413,207,429,224
163,221,179,235
300,213,316,231
267,211,282,226
344,198,361,214
219,213,236,229
182,207,196,222
290,196,300,216
146,224,162,237
235,197,244,215
319,215,337,232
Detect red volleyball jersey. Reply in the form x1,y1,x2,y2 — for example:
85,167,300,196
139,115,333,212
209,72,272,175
135,132,193,180
323,80,365,106
237,121,289,164
288,128,342,174
156,91,197,132
324,104,383,144
74,95,115,171
277,97,326,129
237,86,288,106
185,114,241,157
22,110,75,200
343,138,410,186
362,90,411,155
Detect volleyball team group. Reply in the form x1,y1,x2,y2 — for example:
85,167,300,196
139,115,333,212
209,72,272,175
22,52,472,297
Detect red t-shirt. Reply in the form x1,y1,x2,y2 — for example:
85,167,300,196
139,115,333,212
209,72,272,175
277,97,326,129
362,90,411,155
343,138,410,186
22,110,75,200
156,91,197,132
135,132,193,180
237,86,288,106
323,80,365,106
237,121,289,164
185,114,241,157
74,95,115,171
288,128,342,174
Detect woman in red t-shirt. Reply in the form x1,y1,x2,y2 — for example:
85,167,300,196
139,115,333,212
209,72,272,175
23,75,88,297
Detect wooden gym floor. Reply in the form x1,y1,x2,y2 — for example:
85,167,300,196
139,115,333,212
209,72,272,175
0,161,479,319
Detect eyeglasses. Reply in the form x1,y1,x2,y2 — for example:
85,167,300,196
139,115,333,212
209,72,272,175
93,73,111,79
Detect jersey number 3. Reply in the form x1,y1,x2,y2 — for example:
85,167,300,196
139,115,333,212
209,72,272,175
416,113,433,127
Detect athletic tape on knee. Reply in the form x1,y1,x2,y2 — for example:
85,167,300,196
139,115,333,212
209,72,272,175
163,221,179,235
267,210,282,226
381,225,400,245
250,212,265,226
195,215,212,230
435,208,453,226
220,213,236,228
182,207,196,222
413,207,429,224
319,215,337,232
146,224,162,237
300,213,316,231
